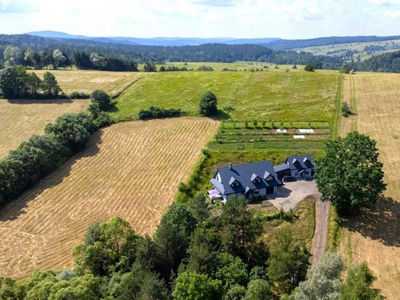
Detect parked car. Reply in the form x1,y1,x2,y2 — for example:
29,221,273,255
282,175,297,183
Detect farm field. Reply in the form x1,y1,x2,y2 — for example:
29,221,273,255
0,117,219,280
0,99,89,158
297,39,400,61
33,70,147,96
112,70,339,122
339,73,400,299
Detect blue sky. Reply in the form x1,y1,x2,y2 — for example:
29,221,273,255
1,0,400,38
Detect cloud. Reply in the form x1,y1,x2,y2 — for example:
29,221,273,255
0,0,38,13
190,0,241,6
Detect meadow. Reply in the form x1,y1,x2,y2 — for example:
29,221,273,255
338,72,400,299
0,117,219,280
112,70,339,122
33,70,147,96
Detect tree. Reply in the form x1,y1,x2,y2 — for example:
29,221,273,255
339,263,380,300
90,90,112,111
172,272,223,300
3,46,22,66
220,196,264,260
41,72,61,97
0,66,18,98
73,217,140,276
244,280,273,300
199,91,218,117
315,131,386,215
190,193,211,225
45,113,95,152
210,252,249,289
225,285,246,300
295,252,344,300
340,64,351,74
267,228,310,295
154,203,197,280
304,63,316,72
144,61,157,72
26,73,42,96
53,49,67,69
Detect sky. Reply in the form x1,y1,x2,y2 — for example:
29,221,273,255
1,0,400,39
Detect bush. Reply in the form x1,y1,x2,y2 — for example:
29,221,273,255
197,65,214,71
138,106,182,120
199,91,218,117
304,63,316,72
70,91,90,99
341,102,351,117
90,90,112,111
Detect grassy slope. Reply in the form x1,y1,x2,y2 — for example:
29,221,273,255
112,70,338,122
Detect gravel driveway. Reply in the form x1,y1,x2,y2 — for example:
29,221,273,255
269,180,321,211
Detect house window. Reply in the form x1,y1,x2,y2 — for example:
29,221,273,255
254,189,259,194
266,175,273,181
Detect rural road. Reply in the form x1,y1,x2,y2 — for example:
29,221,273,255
312,198,330,265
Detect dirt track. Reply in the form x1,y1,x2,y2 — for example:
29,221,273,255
312,198,330,265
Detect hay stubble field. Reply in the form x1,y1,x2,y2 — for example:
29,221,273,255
339,73,400,299
0,117,219,280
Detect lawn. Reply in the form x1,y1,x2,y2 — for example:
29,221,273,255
112,70,339,123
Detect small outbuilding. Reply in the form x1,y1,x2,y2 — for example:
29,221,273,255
284,154,315,179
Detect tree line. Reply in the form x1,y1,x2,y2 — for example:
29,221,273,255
0,34,344,70
0,196,380,299
0,90,112,208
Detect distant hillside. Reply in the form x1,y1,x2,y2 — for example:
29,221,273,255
357,50,400,73
267,35,400,51
26,31,280,46
0,34,343,69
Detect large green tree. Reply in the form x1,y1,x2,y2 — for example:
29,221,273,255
199,91,218,117
172,272,223,300
90,90,112,111
42,71,61,97
267,228,310,295
315,131,386,215
244,279,273,300
0,66,18,98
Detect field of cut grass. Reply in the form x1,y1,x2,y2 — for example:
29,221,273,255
33,70,147,95
112,71,339,122
339,73,400,299
0,99,89,158
0,117,219,280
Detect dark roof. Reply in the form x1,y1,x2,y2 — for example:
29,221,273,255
211,161,281,195
274,163,290,173
285,155,315,170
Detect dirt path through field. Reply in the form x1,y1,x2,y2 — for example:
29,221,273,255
312,199,329,265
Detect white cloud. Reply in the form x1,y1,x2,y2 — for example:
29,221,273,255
0,0,399,38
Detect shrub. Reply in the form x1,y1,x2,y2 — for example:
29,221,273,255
341,102,351,117
304,63,316,72
199,91,218,117
90,90,112,111
138,106,182,120
70,91,90,99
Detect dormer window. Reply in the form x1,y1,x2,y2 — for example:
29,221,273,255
264,171,274,181
229,177,240,187
251,173,261,184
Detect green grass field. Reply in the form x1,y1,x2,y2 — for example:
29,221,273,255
112,70,339,122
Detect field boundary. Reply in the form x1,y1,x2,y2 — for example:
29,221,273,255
333,74,344,140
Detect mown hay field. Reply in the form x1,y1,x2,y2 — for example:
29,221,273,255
0,99,89,158
112,70,339,122
339,73,400,299
33,70,147,95
0,117,219,280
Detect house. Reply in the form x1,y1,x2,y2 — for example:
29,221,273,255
210,161,281,201
274,154,315,180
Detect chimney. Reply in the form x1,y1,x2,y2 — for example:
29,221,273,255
229,163,232,170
